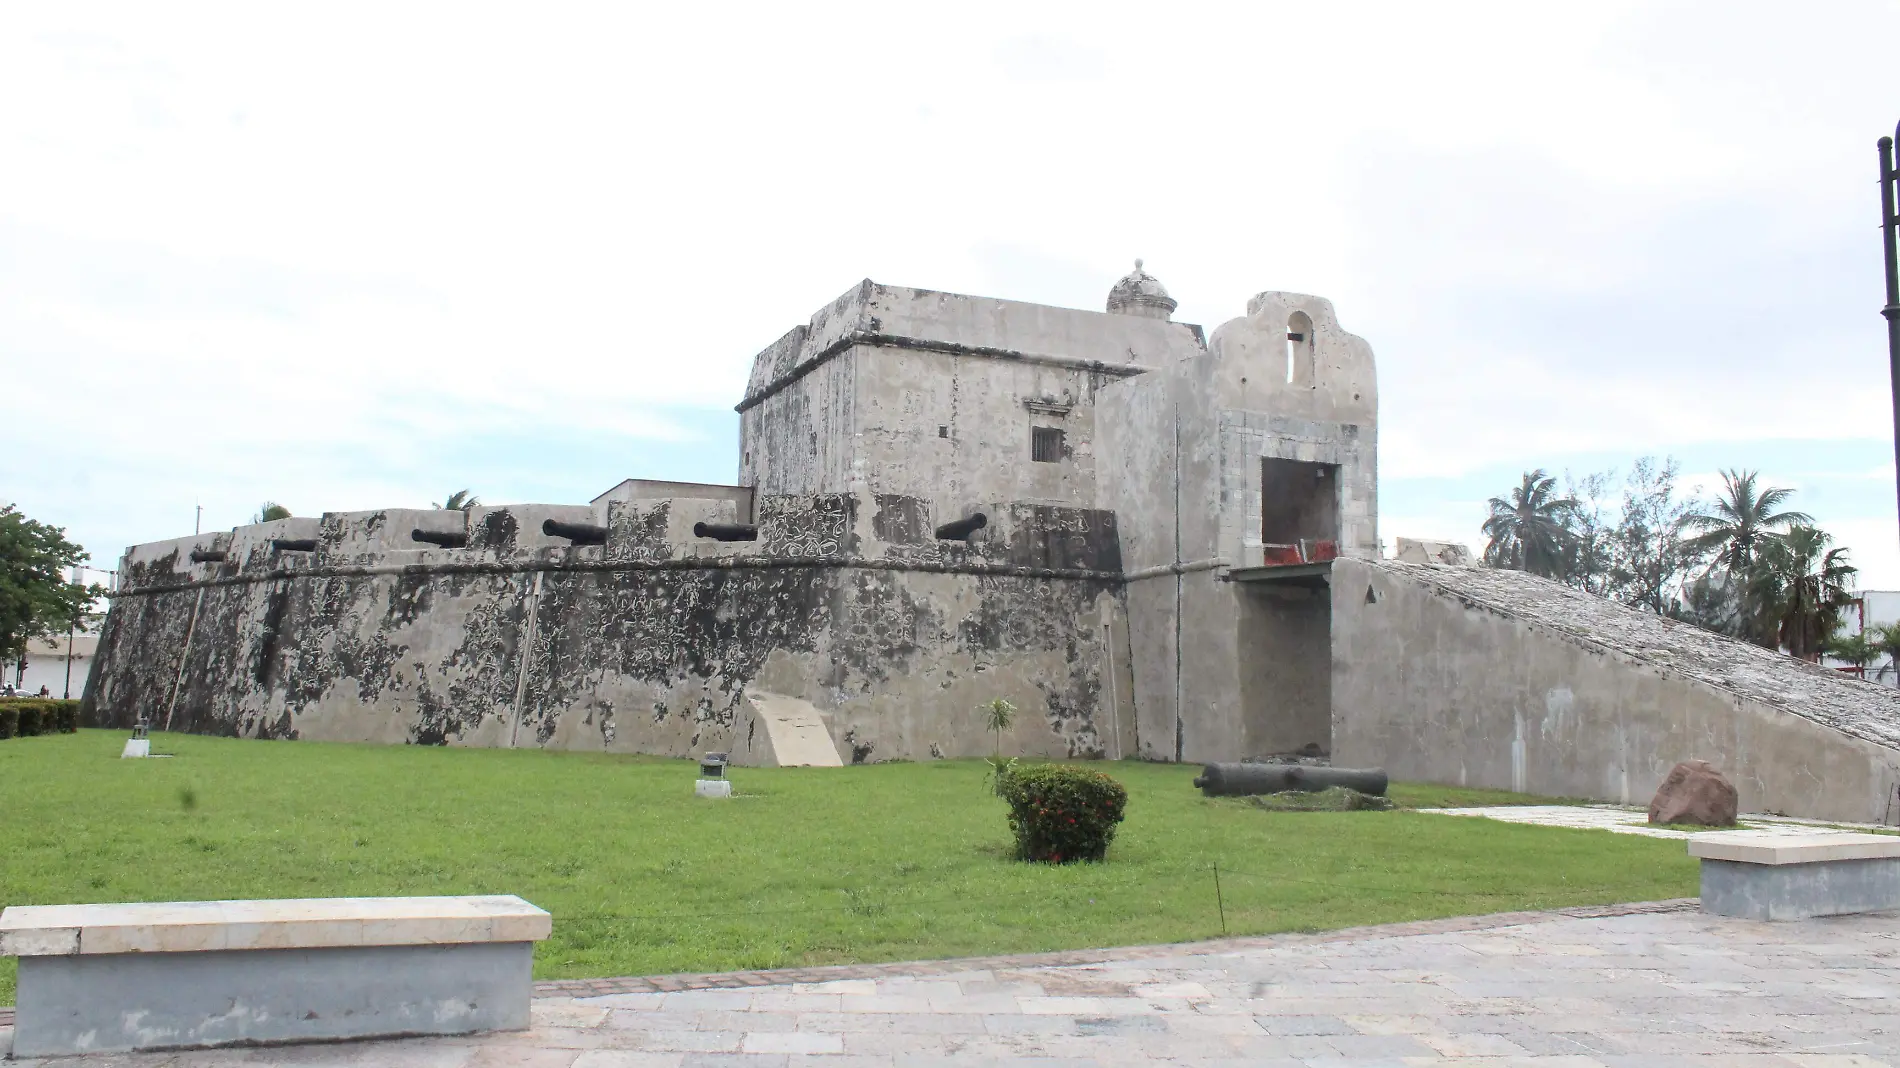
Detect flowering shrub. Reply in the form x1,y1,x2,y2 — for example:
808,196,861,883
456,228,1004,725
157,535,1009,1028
997,764,1128,864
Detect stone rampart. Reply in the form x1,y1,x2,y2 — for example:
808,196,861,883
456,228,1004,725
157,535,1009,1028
83,494,1133,763
1332,558,1900,822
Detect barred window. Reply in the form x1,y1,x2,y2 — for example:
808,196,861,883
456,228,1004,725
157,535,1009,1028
1031,426,1064,463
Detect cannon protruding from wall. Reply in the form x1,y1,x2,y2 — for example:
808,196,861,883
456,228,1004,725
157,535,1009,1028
541,519,608,546
269,539,319,553
189,549,227,563
693,522,758,542
934,512,988,542
411,528,469,549
1191,763,1388,797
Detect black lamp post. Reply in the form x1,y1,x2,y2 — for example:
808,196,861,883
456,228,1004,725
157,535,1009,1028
1882,126,1900,549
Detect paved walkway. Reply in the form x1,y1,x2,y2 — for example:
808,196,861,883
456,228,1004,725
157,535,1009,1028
1418,804,1897,841
9,900,1900,1066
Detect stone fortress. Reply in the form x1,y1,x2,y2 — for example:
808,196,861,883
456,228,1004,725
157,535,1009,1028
85,265,1900,822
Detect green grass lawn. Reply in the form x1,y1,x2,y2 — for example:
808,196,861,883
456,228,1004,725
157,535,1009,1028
0,730,1697,1005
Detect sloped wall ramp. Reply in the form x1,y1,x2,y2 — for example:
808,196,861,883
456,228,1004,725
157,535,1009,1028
1332,558,1900,823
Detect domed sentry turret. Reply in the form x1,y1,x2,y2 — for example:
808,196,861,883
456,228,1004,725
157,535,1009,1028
1105,259,1178,320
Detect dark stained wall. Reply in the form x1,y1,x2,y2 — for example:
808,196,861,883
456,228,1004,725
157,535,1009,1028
84,494,1131,763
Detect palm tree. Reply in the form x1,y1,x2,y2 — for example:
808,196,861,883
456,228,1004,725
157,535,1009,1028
253,502,291,523
1680,470,1810,574
1481,470,1578,579
1824,630,1881,679
1872,622,1900,685
1748,525,1856,660
434,490,480,511
983,697,1016,760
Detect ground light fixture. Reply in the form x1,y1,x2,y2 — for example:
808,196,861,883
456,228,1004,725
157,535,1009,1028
122,716,151,759
695,751,731,798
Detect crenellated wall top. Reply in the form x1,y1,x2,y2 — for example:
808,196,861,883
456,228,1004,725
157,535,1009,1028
112,493,1124,595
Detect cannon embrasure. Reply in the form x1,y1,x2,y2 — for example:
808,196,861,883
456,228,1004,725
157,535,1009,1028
693,522,758,542
410,527,468,549
541,519,607,546
189,549,227,563
269,539,319,553
1191,763,1388,798
934,512,988,541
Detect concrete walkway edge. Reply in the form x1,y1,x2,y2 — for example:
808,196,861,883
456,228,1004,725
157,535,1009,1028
532,897,1699,996
0,898,1698,1029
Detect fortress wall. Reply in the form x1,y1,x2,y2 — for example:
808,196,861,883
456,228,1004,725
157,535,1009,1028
1333,558,1900,822
738,280,1209,514
738,348,857,500
83,494,1130,763
853,347,1127,515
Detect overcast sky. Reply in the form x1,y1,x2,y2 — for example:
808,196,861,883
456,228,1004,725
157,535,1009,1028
6,3,1900,588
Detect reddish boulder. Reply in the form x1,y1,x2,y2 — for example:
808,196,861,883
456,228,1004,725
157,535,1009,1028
1647,760,1739,826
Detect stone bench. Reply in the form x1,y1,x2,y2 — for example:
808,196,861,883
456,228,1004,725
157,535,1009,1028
1690,831,1900,921
0,895,551,1058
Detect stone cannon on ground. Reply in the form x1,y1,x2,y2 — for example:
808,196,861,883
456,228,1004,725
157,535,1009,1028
1192,763,1388,798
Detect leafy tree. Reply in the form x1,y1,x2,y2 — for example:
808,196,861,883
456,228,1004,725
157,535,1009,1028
0,505,104,684
434,490,480,511
1747,525,1856,660
1604,457,1705,614
1670,570,1745,637
254,501,292,523
1481,470,1578,579
1680,470,1809,574
1560,469,1616,595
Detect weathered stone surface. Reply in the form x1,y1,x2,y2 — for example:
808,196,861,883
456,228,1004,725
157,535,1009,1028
88,269,1900,823
84,493,1130,762
1394,537,1472,565
1333,558,1900,822
85,273,1368,768
1648,759,1739,826
1097,290,1378,763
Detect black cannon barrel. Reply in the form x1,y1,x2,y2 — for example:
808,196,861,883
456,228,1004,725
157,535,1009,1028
541,518,608,546
693,522,758,542
189,549,227,563
411,527,468,549
1191,763,1388,797
269,539,319,553
934,512,988,541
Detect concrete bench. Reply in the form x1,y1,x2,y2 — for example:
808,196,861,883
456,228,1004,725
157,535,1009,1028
0,895,551,1058
1690,832,1900,921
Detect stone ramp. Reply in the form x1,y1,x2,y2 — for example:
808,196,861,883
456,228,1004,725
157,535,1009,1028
1332,558,1900,823
735,690,844,767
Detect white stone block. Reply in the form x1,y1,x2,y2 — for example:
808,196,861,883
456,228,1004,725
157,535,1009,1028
121,739,149,758
0,895,552,957
1688,831,1900,865
695,779,733,798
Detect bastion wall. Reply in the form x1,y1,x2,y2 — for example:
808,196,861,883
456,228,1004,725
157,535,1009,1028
82,493,1134,763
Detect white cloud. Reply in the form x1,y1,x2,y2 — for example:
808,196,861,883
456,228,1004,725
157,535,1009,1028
3,1,1898,578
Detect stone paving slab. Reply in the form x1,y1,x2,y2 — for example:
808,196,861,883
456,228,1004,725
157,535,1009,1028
1419,804,1900,840
11,898,1900,1065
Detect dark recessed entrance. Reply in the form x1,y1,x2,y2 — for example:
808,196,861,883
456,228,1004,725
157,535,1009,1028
1261,458,1340,564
